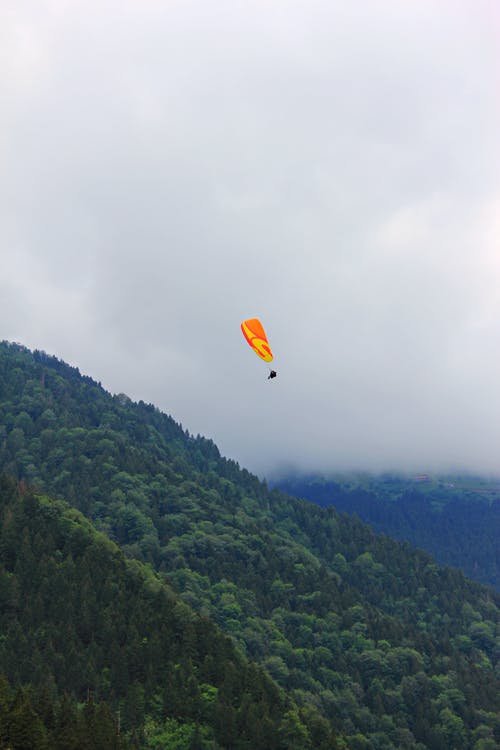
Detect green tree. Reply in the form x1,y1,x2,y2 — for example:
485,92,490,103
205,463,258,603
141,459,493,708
278,710,311,750
8,688,49,750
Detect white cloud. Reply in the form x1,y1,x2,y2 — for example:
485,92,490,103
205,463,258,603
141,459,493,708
1,0,500,475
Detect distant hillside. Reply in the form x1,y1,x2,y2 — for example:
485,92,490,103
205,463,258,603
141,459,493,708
1,341,499,749
275,474,500,590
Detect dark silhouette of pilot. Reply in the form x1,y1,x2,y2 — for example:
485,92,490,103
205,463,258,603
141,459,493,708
268,370,277,380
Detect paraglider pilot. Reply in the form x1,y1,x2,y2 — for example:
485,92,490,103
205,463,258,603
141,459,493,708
241,319,276,379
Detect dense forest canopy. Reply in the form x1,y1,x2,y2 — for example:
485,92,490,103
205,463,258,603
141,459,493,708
0,669,125,750
0,341,499,749
0,475,334,749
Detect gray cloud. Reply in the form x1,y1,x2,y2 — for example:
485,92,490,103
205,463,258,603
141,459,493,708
2,0,500,476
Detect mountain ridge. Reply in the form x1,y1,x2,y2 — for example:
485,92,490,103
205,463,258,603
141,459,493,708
1,340,499,749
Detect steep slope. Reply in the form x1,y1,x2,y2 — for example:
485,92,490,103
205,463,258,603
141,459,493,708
1,341,499,749
275,474,499,589
0,473,333,750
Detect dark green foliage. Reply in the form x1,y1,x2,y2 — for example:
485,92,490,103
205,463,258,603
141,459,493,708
276,474,500,589
0,674,126,750
0,475,296,749
0,341,499,749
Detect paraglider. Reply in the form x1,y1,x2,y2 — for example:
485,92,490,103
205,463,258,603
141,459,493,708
241,318,277,379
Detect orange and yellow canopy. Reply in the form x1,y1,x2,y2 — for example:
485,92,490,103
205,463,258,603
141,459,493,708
241,318,273,363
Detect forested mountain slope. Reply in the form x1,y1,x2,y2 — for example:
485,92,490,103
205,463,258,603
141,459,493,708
275,475,499,590
0,474,326,750
1,341,499,749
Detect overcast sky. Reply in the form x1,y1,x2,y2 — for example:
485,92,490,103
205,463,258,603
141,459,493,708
2,1,500,477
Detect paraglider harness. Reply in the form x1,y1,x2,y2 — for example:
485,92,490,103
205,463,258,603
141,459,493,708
268,370,277,379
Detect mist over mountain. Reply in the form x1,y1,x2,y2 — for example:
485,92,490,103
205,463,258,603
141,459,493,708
3,1,500,479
